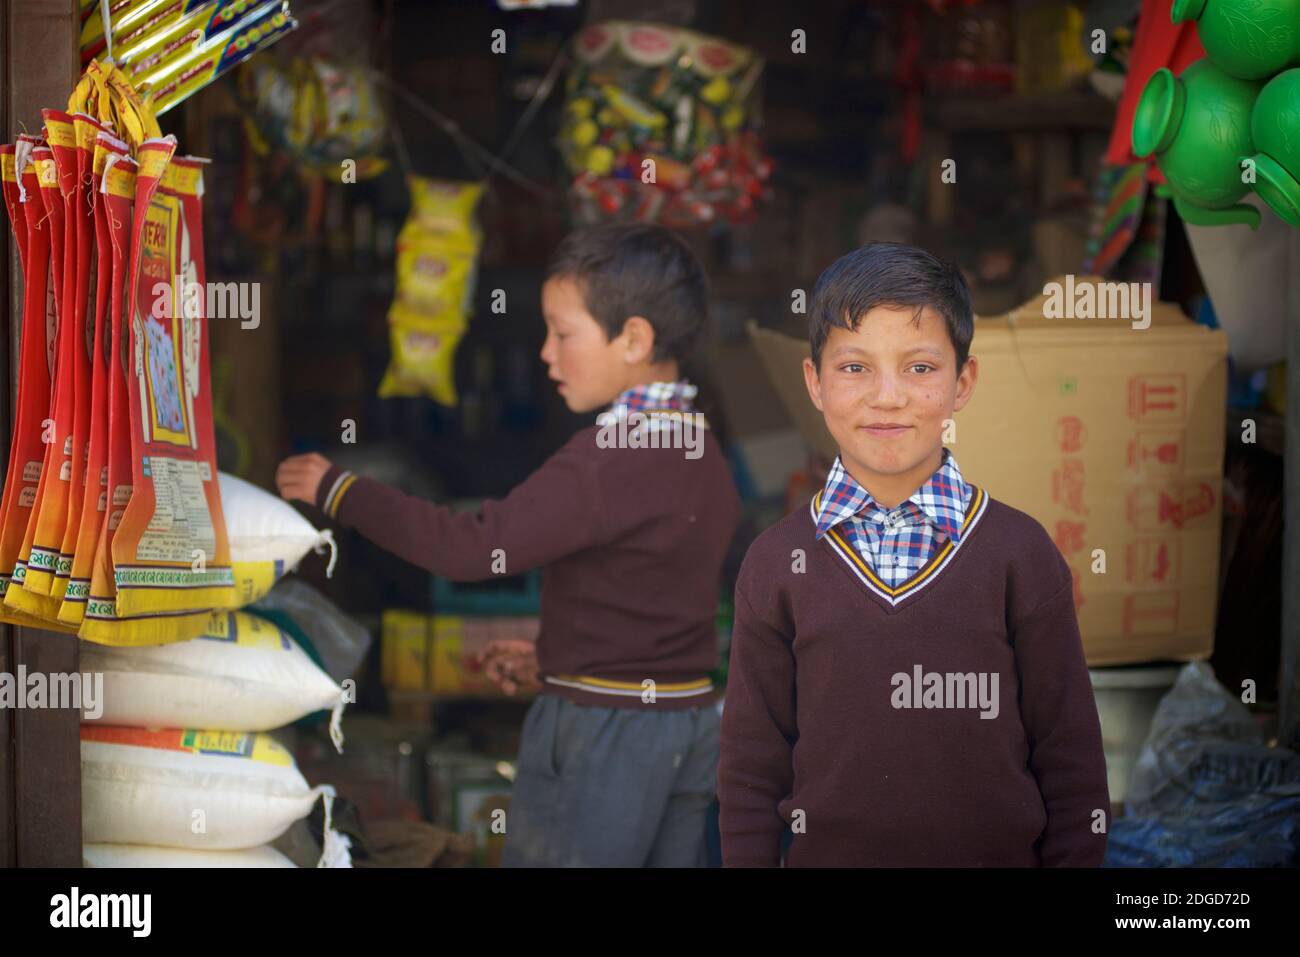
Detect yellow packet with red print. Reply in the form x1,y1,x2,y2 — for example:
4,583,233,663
109,144,235,618
377,305,466,406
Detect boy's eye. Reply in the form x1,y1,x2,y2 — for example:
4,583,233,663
910,363,934,374
841,363,865,374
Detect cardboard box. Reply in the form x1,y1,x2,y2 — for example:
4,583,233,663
747,278,1229,665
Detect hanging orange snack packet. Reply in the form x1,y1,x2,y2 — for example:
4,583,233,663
59,129,126,626
0,140,76,633
13,110,87,607
79,147,213,645
5,143,66,613
47,113,108,602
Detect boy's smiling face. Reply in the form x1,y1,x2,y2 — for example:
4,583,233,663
804,304,978,508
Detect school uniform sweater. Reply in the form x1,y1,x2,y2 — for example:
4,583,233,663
718,486,1109,867
315,422,740,710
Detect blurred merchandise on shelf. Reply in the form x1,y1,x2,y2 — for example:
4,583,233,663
425,749,513,867
238,55,388,179
1084,0,1137,102
923,0,1016,94
432,564,542,615
1082,161,1166,285
1015,0,1093,93
560,20,773,226
381,608,539,697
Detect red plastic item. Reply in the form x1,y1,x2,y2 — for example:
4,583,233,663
1105,0,1206,182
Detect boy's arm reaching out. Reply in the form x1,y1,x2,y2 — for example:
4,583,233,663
276,439,608,582
717,573,797,867
1011,569,1111,867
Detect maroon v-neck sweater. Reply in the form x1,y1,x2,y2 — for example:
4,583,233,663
315,425,740,709
719,486,1109,866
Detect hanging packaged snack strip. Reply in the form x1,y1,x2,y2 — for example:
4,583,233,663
2,52,330,645
141,3,300,116
51,113,112,604
111,143,236,618
5,144,69,615
0,139,77,633
11,111,87,610
79,148,213,645
379,178,483,406
59,131,130,627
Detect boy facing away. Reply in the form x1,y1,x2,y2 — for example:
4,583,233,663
718,243,1109,867
279,224,740,867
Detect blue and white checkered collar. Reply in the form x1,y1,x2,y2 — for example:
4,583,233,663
599,381,698,423
813,448,969,543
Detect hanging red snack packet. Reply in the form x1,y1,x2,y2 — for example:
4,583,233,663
0,141,76,633
13,110,83,607
79,144,214,644
48,113,107,602
0,144,28,262
59,130,126,626
0,144,34,609
4,144,66,614
112,146,235,618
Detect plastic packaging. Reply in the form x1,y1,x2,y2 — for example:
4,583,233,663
1104,662,1300,867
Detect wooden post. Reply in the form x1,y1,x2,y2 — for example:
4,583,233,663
2,0,81,868
1282,229,1300,750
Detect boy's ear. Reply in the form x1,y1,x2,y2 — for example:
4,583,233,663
620,315,656,364
951,355,979,413
803,356,825,412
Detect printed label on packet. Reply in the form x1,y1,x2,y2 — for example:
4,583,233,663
199,610,292,650
80,725,293,765
132,456,216,562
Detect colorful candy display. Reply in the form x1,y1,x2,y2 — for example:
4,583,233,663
560,21,773,227
237,55,389,179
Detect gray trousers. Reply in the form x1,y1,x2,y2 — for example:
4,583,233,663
500,694,720,867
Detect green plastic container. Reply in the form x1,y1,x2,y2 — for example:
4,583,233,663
1244,67,1300,226
1132,62,1264,228
1173,0,1300,80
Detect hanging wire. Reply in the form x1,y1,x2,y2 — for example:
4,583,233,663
99,0,115,63
368,69,558,201
495,43,569,167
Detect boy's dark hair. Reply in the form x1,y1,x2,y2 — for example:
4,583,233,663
808,242,973,373
545,223,708,364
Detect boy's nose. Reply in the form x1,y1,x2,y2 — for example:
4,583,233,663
867,375,906,406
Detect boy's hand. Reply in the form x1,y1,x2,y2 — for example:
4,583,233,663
478,639,540,696
276,453,332,506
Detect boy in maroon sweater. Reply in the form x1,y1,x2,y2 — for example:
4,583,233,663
279,224,739,867
719,243,1109,867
